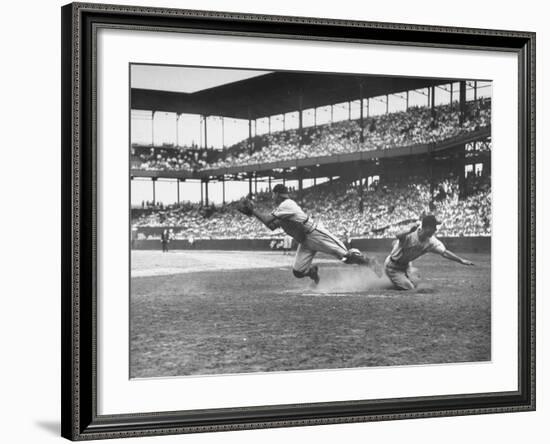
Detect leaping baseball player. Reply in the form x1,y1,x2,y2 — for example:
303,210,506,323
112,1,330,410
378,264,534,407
384,214,475,290
237,184,381,285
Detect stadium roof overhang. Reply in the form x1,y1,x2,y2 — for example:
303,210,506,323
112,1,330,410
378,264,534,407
131,72,459,120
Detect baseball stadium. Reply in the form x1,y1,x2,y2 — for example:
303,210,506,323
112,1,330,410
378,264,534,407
129,66,491,378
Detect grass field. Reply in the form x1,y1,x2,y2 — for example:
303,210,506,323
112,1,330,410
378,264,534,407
130,250,490,378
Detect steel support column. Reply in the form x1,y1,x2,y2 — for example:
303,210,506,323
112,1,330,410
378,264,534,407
248,114,253,155
175,114,179,148
459,81,466,124
431,86,435,118
298,92,303,147
359,83,364,144
151,111,155,147
456,144,466,198
221,117,225,148
203,115,208,149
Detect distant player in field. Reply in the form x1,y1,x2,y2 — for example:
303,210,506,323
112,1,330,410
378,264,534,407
384,214,475,290
238,184,380,284
161,229,170,253
282,234,293,255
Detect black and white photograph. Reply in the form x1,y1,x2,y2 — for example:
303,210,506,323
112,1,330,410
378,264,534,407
52,0,538,441
129,65,492,378
2,0,545,442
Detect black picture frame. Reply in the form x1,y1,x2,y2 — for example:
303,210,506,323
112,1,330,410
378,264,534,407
61,2,536,440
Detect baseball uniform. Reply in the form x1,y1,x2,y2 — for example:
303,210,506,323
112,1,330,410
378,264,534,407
269,198,348,275
384,227,446,290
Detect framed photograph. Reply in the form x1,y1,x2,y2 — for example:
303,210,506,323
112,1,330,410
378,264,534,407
61,2,535,440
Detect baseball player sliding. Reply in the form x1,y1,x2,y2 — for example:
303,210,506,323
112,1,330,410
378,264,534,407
237,184,381,284
384,214,475,290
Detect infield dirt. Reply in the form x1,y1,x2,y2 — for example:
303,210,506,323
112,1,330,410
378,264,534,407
130,250,491,378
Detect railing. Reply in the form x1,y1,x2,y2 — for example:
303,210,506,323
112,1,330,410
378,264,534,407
130,127,491,180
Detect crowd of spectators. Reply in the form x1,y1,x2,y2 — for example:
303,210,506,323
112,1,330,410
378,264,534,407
131,173,491,240
132,98,491,172
131,145,212,171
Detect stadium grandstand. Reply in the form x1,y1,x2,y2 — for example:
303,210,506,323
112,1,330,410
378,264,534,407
130,67,491,247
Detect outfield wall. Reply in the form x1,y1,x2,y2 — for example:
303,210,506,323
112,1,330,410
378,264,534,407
132,236,491,254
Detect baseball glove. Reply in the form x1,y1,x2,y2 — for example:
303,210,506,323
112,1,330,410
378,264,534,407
236,199,254,217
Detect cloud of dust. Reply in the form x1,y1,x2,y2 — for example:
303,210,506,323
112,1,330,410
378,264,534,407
314,266,393,293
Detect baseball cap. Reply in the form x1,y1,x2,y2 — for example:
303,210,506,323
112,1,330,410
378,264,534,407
272,184,289,195
421,214,441,229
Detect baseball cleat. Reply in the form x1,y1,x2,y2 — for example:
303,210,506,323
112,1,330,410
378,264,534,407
342,248,368,265
309,265,320,285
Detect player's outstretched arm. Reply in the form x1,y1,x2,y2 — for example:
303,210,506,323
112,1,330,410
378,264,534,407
442,249,475,266
251,208,278,230
396,224,418,241
235,199,280,230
